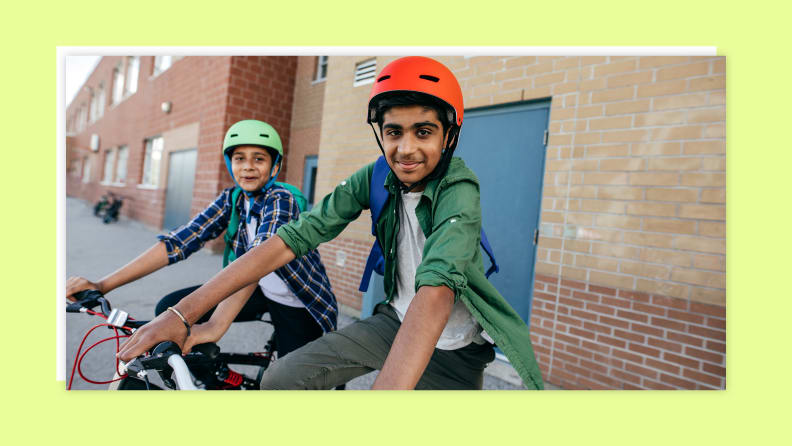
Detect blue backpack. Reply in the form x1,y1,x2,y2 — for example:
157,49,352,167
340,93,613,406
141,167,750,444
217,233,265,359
358,156,499,292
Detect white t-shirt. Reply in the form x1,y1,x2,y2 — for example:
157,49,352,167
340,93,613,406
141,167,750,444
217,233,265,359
244,199,305,308
389,191,484,350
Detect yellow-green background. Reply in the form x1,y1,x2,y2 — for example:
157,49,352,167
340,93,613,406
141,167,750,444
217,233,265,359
1,0,788,444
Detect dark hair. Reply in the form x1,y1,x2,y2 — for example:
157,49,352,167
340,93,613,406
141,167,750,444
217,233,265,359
374,91,453,132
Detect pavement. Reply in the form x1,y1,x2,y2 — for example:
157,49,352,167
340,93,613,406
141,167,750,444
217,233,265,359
65,196,530,390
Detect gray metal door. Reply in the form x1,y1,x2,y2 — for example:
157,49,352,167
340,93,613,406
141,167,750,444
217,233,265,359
454,100,550,324
163,148,197,230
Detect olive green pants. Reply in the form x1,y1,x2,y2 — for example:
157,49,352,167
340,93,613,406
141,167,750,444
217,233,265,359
259,304,495,390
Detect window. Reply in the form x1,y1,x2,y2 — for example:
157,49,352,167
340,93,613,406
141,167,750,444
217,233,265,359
88,88,97,123
82,156,91,183
70,159,81,177
353,59,376,86
112,63,125,104
102,148,116,183
88,83,105,122
302,155,318,210
125,56,139,95
141,136,164,187
96,83,105,118
115,145,128,184
77,104,87,132
153,55,184,76
314,56,328,82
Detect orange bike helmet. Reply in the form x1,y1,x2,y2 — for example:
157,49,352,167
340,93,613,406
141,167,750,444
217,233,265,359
367,56,464,128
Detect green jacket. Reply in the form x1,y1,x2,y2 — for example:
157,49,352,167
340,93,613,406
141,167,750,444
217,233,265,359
276,157,544,389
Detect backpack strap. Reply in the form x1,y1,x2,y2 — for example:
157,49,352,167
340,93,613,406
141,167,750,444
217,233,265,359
359,156,391,292
274,181,307,213
480,229,499,278
223,181,307,268
223,187,243,268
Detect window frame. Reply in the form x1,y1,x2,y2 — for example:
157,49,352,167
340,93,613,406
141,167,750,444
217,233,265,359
112,62,125,105
114,145,129,185
101,147,116,184
82,156,92,183
302,155,319,210
139,136,164,188
313,55,328,83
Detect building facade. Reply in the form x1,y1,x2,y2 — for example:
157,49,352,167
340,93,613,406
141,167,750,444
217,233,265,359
66,54,726,390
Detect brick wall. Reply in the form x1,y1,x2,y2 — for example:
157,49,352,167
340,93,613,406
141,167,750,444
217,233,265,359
531,274,725,389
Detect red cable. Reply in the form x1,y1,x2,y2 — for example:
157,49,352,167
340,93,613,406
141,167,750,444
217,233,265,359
69,323,106,389
77,333,130,385
68,322,132,389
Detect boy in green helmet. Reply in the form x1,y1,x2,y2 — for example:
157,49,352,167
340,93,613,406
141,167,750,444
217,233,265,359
67,120,338,357
118,58,543,390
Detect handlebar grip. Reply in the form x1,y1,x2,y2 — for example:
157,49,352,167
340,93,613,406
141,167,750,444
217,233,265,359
68,290,113,317
73,289,103,301
152,341,182,358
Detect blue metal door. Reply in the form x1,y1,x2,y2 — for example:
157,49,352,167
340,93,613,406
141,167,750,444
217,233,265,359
454,100,550,324
163,148,197,230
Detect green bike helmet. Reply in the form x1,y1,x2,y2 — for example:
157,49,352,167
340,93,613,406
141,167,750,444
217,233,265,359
222,120,283,191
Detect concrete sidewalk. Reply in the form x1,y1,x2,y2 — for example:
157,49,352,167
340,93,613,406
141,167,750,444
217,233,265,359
65,196,529,390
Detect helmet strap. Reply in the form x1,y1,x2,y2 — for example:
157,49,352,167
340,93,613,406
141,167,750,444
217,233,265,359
262,154,281,191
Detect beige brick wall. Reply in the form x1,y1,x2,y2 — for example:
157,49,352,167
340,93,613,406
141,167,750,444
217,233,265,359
315,55,726,311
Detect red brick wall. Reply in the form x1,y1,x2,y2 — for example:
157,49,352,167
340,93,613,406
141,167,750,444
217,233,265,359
223,56,297,192
531,274,725,389
65,56,234,229
65,56,298,246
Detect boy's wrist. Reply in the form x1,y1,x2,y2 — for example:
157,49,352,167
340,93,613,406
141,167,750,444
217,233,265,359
95,279,109,294
192,321,221,343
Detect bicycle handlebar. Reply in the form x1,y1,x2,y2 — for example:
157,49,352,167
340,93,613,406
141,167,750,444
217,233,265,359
121,341,201,390
68,290,148,329
67,290,220,390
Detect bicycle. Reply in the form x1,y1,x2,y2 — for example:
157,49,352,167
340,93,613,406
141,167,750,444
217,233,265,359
67,290,277,390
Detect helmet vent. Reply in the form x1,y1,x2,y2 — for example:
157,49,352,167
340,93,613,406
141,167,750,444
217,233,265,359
229,133,238,137
419,75,439,82
377,75,391,82
259,133,269,138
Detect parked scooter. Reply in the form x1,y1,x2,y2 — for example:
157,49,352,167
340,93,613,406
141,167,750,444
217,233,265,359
102,195,124,224
93,192,114,216
94,191,124,224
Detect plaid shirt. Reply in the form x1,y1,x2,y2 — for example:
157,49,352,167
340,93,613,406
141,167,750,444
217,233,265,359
157,186,337,333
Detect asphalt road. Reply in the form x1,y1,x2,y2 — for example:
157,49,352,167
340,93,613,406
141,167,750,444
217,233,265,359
65,196,524,390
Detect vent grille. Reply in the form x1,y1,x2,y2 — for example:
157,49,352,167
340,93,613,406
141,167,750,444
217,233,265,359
354,59,377,86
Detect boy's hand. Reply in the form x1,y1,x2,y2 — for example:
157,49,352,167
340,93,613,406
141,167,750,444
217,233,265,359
66,276,103,301
117,311,189,362
181,323,219,355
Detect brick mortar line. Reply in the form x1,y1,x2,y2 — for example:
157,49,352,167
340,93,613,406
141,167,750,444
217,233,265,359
538,261,725,291
552,283,727,318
